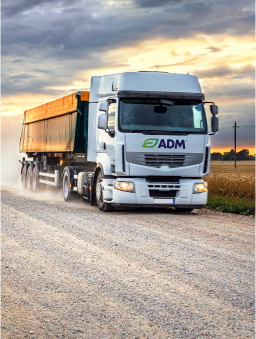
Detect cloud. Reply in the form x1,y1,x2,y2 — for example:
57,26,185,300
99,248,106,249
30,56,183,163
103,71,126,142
1,0,86,17
204,47,223,53
133,0,181,8
1,0,255,158
1,1,255,109
2,0,254,58
150,56,202,69
194,64,255,79
7,74,38,81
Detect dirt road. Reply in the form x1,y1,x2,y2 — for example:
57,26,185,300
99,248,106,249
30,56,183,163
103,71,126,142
1,186,255,338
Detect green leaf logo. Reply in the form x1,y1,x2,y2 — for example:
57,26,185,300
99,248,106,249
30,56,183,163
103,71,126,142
142,138,159,148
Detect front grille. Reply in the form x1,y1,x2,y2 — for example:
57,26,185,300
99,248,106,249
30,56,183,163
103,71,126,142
147,176,180,183
149,190,177,198
126,152,203,168
145,154,185,168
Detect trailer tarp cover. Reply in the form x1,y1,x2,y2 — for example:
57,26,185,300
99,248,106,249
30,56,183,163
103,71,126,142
24,91,89,124
20,91,90,153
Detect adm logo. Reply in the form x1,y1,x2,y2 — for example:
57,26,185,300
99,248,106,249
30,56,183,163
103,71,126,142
142,138,186,149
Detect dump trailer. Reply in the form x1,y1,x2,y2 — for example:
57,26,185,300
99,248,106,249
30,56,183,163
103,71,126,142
20,72,218,212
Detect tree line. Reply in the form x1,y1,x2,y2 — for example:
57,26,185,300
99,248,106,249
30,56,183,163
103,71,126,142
211,149,255,161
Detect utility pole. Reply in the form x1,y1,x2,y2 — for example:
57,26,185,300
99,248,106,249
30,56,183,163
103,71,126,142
234,121,236,169
231,122,254,168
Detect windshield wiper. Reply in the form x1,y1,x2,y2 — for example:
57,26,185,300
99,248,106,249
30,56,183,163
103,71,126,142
127,130,147,133
142,130,169,135
167,132,188,135
126,130,188,135
142,130,189,135
128,130,171,135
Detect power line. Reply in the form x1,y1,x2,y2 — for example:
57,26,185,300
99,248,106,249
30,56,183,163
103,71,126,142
219,126,255,130
220,122,235,126
221,120,255,127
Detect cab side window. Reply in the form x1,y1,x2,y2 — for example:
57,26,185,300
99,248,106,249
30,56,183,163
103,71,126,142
107,102,116,132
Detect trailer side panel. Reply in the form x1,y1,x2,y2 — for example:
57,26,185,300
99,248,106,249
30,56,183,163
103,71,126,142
20,91,89,153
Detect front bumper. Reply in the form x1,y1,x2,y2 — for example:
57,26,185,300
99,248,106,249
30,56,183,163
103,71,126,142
103,178,208,207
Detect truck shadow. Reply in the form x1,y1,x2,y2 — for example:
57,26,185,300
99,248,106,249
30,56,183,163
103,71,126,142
113,206,200,215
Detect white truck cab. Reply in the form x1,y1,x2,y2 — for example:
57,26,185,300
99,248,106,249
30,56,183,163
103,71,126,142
86,72,218,211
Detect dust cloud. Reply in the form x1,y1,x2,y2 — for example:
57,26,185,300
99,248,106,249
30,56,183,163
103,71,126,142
0,116,85,205
1,115,24,186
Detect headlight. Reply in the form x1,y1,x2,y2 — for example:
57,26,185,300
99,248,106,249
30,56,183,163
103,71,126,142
114,181,134,192
193,182,207,193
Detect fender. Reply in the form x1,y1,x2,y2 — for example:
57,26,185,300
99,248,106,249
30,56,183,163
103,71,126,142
91,163,104,206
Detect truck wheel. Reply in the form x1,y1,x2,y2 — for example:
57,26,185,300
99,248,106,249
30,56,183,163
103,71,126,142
21,166,27,190
63,171,72,201
26,166,32,191
31,166,39,193
95,170,113,212
175,207,193,213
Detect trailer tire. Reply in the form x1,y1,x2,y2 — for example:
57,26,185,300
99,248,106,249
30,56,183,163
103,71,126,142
26,166,32,191
95,170,113,212
21,165,27,190
31,165,39,193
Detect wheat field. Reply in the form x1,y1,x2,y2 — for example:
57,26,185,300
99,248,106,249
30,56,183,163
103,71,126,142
204,161,255,200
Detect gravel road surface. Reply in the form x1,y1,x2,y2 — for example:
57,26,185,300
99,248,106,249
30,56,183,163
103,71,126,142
1,185,255,339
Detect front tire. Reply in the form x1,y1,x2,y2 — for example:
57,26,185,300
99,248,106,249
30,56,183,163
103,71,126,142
63,171,72,201
95,170,113,212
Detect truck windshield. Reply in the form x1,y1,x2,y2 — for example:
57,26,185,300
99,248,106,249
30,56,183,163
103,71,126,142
119,99,207,134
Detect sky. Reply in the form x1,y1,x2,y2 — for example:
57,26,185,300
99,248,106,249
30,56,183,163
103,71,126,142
1,0,255,183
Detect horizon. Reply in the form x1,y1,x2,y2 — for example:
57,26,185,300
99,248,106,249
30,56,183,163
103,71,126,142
211,147,255,156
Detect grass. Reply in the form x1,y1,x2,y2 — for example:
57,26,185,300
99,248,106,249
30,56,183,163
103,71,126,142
205,161,255,216
206,194,255,216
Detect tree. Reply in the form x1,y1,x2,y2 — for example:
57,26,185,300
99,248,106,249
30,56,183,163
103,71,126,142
237,149,250,160
211,152,223,160
222,149,235,161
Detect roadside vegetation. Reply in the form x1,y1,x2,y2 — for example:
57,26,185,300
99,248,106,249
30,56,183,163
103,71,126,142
211,148,255,161
204,160,255,216
206,194,255,216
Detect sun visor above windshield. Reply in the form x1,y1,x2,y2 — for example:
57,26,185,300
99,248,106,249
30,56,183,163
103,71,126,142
117,91,205,101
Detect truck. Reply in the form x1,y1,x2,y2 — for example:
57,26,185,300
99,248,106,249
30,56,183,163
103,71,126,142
19,71,218,212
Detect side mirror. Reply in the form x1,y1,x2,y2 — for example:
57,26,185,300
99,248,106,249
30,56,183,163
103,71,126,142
99,101,108,113
211,116,219,133
98,114,107,129
210,104,218,116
